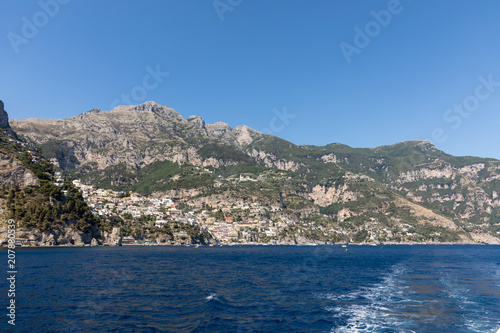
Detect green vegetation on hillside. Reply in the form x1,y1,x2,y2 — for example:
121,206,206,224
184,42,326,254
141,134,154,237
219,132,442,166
8,107,500,243
1,131,102,232
198,142,251,162
0,181,102,231
79,160,214,195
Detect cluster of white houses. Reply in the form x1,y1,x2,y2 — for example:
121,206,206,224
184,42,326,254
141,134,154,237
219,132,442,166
71,179,293,243
72,179,179,219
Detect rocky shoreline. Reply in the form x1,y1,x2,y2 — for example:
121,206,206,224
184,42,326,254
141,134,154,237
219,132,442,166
4,242,498,247
0,225,122,247
2,222,498,247
2,233,498,247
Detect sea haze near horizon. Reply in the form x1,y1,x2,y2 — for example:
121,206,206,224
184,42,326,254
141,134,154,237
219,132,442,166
9,245,500,332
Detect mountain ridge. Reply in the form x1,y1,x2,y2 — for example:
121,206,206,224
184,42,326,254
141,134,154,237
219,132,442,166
9,101,500,244
1,100,213,246
0,100,120,246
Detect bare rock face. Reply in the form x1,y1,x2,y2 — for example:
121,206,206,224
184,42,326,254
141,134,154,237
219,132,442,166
397,166,454,184
470,233,500,244
234,125,261,146
0,152,38,188
110,101,181,119
0,100,38,188
159,188,200,201
188,115,206,129
0,100,16,137
10,102,264,174
41,232,56,246
7,101,500,242
248,148,301,171
0,100,9,129
308,184,359,207
155,231,214,245
205,122,231,136
337,208,354,223
156,233,173,244
51,228,90,246
0,225,122,247
101,227,122,246
321,153,338,163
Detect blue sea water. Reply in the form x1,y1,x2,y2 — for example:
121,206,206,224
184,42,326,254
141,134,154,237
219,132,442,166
4,245,500,332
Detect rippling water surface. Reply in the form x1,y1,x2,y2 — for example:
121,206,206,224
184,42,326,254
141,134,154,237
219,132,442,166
8,245,500,332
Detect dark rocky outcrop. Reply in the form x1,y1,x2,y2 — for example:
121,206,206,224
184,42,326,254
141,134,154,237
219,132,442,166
0,225,122,247
0,100,16,138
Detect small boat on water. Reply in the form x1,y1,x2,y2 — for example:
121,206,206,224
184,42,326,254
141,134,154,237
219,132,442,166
341,245,347,248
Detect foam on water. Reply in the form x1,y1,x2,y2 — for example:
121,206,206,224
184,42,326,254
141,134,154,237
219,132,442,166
321,264,419,332
16,245,500,332
440,273,499,333
322,259,500,333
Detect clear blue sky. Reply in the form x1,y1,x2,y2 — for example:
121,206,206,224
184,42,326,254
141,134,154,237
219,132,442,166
1,0,500,159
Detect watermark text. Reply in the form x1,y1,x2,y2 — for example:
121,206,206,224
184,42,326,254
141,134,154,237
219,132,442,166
340,0,404,63
6,219,17,326
109,65,169,109
7,0,70,54
431,74,499,144
213,0,243,21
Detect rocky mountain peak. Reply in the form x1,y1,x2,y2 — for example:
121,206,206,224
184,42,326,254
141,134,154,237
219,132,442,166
371,140,440,155
0,100,16,138
234,125,261,145
110,101,182,120
132,101,161,112
188,115,206,128
205,121,232,136
111,101,160,112
412,141,439,154
0,100,10,129
234,124,260,134
86,108,102,114
405,140,436,148
5,100,500,245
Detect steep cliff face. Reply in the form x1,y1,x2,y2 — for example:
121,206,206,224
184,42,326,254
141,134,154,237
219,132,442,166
0,101,8,128
0,152,38,188
387,159,500,224
308,184,360,206
10,102,500,243
10,101,263,172
0,100,16,138
0,225,122,246
0,100,37,188
0,100,122,246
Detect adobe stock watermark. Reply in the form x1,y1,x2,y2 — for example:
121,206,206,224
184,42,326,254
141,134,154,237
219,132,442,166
213,0,243,21
430,74,499,145
339,0,406,64
260,106,295,136
109,65,169,109
7,0,70,54
6,219,17,326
